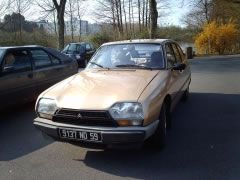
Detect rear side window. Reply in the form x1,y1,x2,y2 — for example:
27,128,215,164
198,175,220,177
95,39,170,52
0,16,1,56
3,50,31,73
176,45,185,61
31,49,52,68
172,44,182,63
165,44,176,67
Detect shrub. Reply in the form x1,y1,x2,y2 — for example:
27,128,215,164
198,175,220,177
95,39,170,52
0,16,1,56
89,32,113,48
195,20,239,55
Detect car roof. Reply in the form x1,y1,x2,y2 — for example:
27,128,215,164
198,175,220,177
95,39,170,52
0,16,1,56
0,45,43,50
102,39,173,46
68,42,87,45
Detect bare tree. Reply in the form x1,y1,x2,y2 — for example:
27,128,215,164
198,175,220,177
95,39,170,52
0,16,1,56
36,0,58,36
0,1,12,30
94,1,115,27
66,0,76,41
183,0,213,28
211,0,240,23
95,0,123,37
0,1,10,17
52,0,67,49
95,0,163,39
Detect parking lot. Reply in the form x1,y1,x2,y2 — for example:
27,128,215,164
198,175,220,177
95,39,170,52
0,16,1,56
1,55,240,179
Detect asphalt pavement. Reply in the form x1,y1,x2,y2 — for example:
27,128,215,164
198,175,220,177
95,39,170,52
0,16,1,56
1,55,240,180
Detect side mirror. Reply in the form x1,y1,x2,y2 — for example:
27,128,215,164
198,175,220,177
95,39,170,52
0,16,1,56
172,63,186,71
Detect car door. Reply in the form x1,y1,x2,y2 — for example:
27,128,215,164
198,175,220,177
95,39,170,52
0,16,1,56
175,43,191,92
171,43,189,95
0,48,35,108
30,48,71,97
165,43,183,108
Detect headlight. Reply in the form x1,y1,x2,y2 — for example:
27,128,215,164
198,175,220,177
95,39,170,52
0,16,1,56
37,98,58,120
109,102,144,126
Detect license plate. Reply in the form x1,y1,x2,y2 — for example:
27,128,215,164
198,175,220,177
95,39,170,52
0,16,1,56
59,129,102,142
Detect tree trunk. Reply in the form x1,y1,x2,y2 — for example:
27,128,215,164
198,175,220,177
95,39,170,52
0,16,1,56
118,0,123,36
142,0,145,30
145,0,149,28
77,1,82,41
122,0,128,36
57,11,65,49
149,0,158,38
137,0,141,32
53,11,58,36
131,0,135,36
69,0,74,42
129,0,132,33
111,0,117,32
53,0,67,50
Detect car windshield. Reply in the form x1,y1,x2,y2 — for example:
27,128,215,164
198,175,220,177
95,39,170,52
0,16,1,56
87,43,164,70
63,44,85,54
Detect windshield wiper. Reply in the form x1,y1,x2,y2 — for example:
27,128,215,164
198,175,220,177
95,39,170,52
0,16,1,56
116,64,153,70
89,62,104,68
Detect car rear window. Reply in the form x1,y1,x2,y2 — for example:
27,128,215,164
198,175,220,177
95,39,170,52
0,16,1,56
63,44,85,54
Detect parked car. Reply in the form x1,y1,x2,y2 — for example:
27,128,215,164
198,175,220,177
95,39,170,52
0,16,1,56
62,42,95,68
0,45,78,109
34,39,191,149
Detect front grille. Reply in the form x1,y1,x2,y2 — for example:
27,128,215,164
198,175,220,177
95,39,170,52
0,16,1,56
52,109,117,127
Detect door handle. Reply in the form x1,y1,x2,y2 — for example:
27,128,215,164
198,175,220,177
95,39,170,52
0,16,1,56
28,73,33,78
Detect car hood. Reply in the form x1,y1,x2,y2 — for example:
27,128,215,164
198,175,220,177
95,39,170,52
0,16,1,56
41,69,160,110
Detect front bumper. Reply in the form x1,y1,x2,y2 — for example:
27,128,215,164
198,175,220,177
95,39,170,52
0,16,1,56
34,117,159,145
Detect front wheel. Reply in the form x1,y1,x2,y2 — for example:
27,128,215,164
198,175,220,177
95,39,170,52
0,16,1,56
148,103,167,149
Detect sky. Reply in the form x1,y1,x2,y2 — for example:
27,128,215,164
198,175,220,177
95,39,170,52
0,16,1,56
0,0,190,27
80,0,190,27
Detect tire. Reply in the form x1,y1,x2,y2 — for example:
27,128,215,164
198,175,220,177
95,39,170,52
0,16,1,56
181,86,189,102
149,103,167,149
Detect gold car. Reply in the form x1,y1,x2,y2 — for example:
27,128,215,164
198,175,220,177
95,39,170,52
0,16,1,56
34,39,191,149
